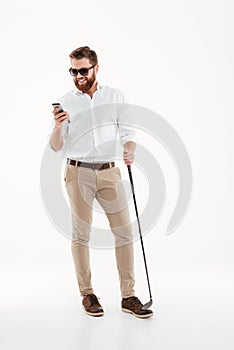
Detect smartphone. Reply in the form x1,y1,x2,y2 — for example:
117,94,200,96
52,102,64,114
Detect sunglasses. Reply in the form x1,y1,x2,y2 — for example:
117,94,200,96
69,64,96,77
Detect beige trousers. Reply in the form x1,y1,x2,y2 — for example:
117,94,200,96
64,163,135,298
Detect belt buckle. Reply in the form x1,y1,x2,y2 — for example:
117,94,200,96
99,163,107,171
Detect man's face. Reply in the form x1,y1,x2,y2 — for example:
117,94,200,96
71,57,99,93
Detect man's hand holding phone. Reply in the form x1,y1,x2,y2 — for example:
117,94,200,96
52,103,70,128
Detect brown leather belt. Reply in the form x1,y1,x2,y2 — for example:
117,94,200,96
67,159,115,170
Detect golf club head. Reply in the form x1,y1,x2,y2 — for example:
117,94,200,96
142,299,153,310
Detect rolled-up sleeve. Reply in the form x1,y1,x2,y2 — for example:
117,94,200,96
117,91,138,147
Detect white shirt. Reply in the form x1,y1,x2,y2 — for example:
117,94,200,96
50,83,138,162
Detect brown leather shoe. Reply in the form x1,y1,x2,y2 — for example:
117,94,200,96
82,294,104,317
122,296,153,318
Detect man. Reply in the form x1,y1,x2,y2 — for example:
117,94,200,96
49,46,153,318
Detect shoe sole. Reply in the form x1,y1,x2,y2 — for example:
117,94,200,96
122,308,154,318
83,307,104,317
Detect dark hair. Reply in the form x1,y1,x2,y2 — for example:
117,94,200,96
69,46,98,65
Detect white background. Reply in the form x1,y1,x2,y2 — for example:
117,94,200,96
0,0,233,349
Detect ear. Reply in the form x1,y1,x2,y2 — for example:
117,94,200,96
95,64,99,74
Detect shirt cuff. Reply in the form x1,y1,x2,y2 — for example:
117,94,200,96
120,134,138,147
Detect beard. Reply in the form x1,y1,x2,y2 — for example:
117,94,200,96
74,70,96,93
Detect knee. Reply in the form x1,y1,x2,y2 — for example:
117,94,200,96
71,228,90,244
111,222,133,245
71,216,91,244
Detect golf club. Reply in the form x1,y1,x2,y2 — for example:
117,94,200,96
127,164,153,310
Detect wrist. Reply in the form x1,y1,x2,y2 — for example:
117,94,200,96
54,124,62,131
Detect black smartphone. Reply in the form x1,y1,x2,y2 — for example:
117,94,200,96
52,102,64,114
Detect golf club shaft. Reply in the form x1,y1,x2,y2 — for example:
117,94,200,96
127,165,152,300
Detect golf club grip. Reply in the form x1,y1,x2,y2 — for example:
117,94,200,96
127,165,152,300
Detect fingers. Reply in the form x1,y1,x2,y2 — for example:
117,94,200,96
54,112,67,120
52,109,70,124
55,115,69,123
52,106,60,116
123,150,134,165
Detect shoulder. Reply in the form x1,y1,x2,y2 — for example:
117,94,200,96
57,90,80,111
100,85,127,102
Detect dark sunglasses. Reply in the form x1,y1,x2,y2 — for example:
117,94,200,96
69,64,96,77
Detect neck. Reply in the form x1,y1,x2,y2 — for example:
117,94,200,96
86,81,98,98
